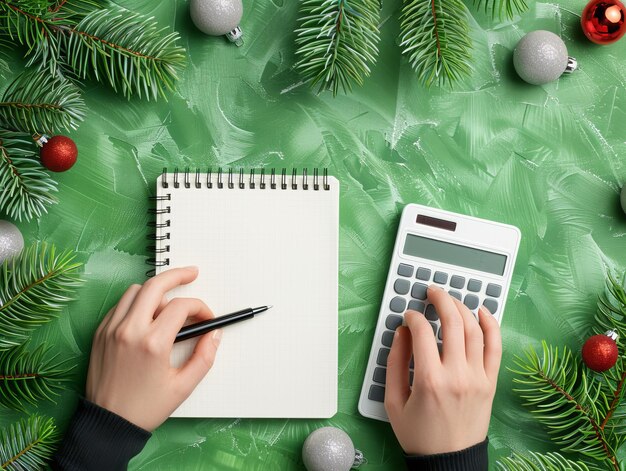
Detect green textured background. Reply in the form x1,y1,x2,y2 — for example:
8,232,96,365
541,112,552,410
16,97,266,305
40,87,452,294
2,0,626,469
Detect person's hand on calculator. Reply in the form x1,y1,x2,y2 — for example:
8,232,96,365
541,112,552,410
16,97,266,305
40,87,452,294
385,285,502,455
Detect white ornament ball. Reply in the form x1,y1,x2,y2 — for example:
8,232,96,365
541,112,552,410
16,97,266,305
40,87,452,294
0,220,24,264
513,30,570,85
621,185,626,214
190,0,243,35
302,427,358,471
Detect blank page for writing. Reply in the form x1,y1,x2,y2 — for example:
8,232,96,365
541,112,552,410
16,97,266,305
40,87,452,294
154,172,338,418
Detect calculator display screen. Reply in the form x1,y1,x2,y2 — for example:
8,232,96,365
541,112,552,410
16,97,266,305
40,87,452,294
403,234,507,276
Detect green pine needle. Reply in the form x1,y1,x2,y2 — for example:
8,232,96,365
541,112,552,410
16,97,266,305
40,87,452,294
473,0,528,19
0,130,58,221
399,0,472,87
0,242,83,351
0,70,85,134
496,451,596,470
0,415,57,471
295,0,381,96
0,344,72,411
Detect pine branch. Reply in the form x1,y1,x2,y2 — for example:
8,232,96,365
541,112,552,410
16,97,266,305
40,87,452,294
496,451,597,470
399,0,472,87
510,342,620,467
0,415,57,470
0,242,83,351
473,0,528,19
0,130,58,221
0,344,72,411
0,69,85,134
295,0,381,96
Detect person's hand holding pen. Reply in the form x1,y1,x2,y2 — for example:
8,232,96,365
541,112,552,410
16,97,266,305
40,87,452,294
86,266,222,431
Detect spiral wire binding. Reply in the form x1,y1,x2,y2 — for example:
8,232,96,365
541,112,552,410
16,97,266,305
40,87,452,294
147,167,331,276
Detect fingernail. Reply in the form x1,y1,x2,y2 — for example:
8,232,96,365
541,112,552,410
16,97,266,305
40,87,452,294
185,265,199,271
429,284,442,291
212,329,223,346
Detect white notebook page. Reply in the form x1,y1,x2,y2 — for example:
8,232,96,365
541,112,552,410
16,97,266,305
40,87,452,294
155,172,338,418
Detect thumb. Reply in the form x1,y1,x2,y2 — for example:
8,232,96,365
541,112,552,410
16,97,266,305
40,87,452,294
176,329,222,395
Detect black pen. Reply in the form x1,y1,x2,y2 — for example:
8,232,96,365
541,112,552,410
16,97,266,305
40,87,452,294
175,305,272,343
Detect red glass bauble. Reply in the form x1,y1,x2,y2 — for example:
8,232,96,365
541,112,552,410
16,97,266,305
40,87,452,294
582,333,619,372
40,135,78,172
581,0,626,44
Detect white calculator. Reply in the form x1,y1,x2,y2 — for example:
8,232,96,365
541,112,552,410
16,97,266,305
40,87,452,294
358,203,521,421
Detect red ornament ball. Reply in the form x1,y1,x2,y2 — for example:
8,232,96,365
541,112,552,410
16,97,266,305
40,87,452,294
582,333,619,372
40,135,78,172
581,0,626,44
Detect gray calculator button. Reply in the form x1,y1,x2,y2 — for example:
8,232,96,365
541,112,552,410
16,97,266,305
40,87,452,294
381,330,395,347
433,271,448,284
429,322,438,336
483,298,499,315
390,296,407,313
438,326,443,341
394,279,411,295
377,348,390,366
385,314,403,330
411,283,428,300
409,356,414,369
373,367,387,384
464,294,480,310
486,283,502,298
368,384,385,402
397,264,414,277
408,300,425,312
467,279,482,292
449,290,462,301
450,275,465,289
409,370,414,385
416,268,431,280
425,304,438,321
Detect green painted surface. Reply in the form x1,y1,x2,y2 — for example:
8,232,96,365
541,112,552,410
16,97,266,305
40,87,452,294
3,0,626,469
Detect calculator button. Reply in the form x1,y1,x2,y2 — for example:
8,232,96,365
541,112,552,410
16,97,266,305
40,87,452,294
416,268,431,280
483,298,499,315
486,283,502,298
385,314,403,330
377,348,390,366
409,356,414,369
409,371,414,385
433,271,448,284
438,326,443,341
425,305,439,321
390,296,407,313
381,330,395,347
408,300,425,312
448,290,462,301
450,275,465,289
429,322,438,336
394,279,411,295
397,263,414,277
411,283,428,300
368,385,385,402
467,279,482,292
464,294,480,310
373,367,387,384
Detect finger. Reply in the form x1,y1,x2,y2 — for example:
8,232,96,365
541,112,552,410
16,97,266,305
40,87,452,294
428,285,465,363
127,267,199,324
479,306,502,382
384,326,412,418
98,284,142,335
403,310,441,372
152,295,171,319
176,329,222,395
153,298,214,344
452,298,484,368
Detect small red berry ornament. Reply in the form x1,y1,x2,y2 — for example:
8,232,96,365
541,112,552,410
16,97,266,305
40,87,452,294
581,0,626,44
582,330,619,372
39,135,78,172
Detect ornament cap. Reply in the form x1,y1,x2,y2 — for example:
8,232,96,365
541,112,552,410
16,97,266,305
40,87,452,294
605,329,619,342
34,134,49,147
564,56,578,74
353,449,367,468
226,26,244,47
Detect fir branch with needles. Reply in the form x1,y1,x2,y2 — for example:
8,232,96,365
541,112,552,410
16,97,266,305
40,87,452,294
0,130,58,221
496,451,598,470
0,344,72,411
473,0,528,19
295,0,381,96
0,242,83,351
0,415,57,471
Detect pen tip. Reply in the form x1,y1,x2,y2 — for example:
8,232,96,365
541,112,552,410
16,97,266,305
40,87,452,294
267,305,273,309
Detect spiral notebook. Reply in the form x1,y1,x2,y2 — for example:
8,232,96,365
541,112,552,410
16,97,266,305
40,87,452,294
149,168,339,418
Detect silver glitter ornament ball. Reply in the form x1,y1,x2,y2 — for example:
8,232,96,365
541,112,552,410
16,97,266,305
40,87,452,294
302,427,365,471
513,30,575,85
0,220,24,264
190,0,243,44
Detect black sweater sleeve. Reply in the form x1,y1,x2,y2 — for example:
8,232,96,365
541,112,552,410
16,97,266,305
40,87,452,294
51,398,151,471
404,438,489,471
